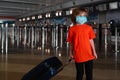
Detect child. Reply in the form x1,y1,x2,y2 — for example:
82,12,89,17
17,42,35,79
67,7,97,80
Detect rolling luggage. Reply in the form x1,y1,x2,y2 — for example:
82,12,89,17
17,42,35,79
21,56,72,80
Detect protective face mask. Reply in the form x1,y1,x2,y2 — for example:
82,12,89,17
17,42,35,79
76,16,87,24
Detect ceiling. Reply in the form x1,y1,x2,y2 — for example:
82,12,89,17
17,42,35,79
0,0,70,17
0,0,115,18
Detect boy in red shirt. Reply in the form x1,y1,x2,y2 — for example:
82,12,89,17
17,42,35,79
67,7,97,80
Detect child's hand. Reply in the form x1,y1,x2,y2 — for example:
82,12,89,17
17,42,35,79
94,53,97,59
69,54,74,59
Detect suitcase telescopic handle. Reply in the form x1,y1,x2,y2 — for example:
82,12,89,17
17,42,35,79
68,58,73,62
63,58,73,67
57,58,73,73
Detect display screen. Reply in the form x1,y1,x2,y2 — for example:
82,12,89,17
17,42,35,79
66,11,70,15
109,2,118,9
0,20,3,23
98,4,107,11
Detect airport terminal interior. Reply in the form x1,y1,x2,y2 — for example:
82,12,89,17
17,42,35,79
0,0,120,80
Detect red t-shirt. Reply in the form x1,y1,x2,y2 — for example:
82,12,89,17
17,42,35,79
67,24,96,63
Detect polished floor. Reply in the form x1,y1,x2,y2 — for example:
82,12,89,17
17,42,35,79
0,41,120,80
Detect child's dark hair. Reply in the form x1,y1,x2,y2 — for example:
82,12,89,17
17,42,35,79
71,7,88,25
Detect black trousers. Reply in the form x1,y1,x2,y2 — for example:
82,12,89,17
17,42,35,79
75,60,93,80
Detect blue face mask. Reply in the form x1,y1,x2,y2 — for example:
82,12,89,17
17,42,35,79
76,16,87,24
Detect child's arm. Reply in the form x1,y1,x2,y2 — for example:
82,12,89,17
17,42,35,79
69,43,74,59
89,39,97,59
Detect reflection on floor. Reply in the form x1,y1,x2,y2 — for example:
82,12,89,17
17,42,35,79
0,42,120,80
